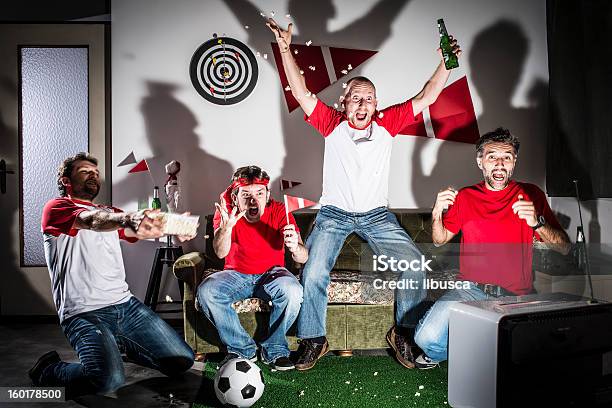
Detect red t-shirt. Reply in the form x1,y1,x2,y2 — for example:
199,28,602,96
442,180,561,295
213,199,298,275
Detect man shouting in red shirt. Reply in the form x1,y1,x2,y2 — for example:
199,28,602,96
197,165,307,371
413,127,570,369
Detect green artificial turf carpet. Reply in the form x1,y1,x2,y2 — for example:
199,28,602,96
193,354,449,407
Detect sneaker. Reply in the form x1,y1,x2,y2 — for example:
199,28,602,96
263,356,294,371
219,352,257,367
28,350,61,385
386,326,420,369
294,338,329,371
415,353,440,370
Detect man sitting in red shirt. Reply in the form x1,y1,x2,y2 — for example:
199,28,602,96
413,127,570,369
196,166,307,371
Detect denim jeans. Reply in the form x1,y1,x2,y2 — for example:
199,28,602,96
297,205,426,339
39,296,194,397
414,282,489,362
196,267,303,363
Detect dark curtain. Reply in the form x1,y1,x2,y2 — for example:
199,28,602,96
546,0,612,199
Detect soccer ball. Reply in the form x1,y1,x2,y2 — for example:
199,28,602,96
214,358,265,407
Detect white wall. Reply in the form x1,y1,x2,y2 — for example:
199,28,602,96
111,0,550,298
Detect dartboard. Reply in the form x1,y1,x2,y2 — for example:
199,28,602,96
189,37,258,105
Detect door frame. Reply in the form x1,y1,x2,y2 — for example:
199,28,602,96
0,23,110,315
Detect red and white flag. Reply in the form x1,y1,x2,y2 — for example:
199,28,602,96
271,43,377,113
128,159,150,173
280,179,302,190
398,76,480,144
284,194,317,223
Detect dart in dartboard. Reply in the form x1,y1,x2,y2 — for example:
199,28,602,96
189,36,258,105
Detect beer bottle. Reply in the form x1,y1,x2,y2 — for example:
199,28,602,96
151,186,162,210
576,226,586,272
438,19,458,70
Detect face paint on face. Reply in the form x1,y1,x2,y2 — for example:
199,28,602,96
343,81,377,129
477,142,517,191
234,184,269,223
67,160,100,201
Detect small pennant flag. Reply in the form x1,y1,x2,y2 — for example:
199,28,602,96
128,159,150,174
280,179,302,190
117,151,137,167
284,194,317,223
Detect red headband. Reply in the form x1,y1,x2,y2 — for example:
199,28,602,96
228,177,269,191
220,177,270,211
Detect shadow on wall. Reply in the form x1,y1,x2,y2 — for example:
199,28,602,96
0,77,50,315
411,19,550,209
113,81,233,298
114,81,234,251
221,0,410,201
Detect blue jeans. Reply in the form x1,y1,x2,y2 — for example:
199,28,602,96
39,297,194,397
297,205,427,339
414,282,489,362
196,267,303,363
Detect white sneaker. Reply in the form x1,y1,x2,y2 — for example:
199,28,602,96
415,353,440,370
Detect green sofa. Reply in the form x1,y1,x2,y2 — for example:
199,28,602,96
173,210,460,359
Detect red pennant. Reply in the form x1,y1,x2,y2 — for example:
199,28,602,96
128,159,149,173
429,76,479,144
271,43,377,113
271,43,330,113
284,194,317,213
329,47,377,82
280,179,302,190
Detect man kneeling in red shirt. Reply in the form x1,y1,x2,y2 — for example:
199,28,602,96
412,127,571,369
196,166,307,371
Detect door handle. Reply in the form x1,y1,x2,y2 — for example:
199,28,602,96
0,159,15,194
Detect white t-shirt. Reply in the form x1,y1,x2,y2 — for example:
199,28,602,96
41,197,137,323
305,99,418,212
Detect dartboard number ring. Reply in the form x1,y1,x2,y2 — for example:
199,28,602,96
189,37,258,105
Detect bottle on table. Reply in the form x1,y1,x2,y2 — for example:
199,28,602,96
437,18,459,70
151,186,162,210
575,226,586,272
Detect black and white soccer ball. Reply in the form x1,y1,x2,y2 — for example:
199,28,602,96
214,358,265,407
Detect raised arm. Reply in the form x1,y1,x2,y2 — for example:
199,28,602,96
431,187,458,246
512,194,571,255
212,198,246,259
267,18,317,116
411,37,462,116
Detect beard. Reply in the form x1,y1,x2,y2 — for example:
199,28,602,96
74,180,100,200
